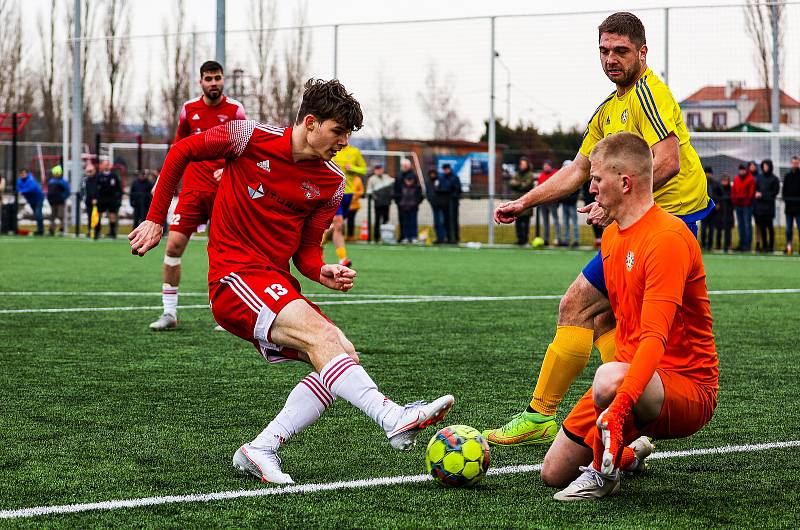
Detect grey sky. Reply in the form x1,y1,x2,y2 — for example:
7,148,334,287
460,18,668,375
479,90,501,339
19,0,800,139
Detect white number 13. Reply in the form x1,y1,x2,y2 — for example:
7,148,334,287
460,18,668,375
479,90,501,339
264,283,288,301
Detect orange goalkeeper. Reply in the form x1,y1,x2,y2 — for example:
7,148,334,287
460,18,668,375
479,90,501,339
541,131,719,501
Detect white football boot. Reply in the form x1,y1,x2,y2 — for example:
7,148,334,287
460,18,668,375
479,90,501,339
213,324,225,332
149,313,177,331
623,436,655,475
387,395,455,450
232,443,294,484
553,465,620,501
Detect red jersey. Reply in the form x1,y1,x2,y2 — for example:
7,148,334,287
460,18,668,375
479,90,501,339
174,95,247,193
148,120,345,284
602,204,718,403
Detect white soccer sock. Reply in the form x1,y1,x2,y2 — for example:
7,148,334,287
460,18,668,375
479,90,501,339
250,373,334,450
319,353,403,433
162,283,178,317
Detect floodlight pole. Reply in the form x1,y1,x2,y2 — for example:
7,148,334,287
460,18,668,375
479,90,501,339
488,17,496,246
333,25,339,78
71,0,83,222
771,3,780,167
216,0,226,67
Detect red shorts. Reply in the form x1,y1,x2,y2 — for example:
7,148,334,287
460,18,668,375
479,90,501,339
169,189,216,237
208,268,329,363
562,369,717,446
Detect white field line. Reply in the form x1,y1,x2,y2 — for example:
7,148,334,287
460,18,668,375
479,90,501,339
1,440,798,520
1,289,799,315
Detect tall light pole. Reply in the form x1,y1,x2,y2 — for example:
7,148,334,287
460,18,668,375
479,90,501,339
495,52,511,126
216,0,226,66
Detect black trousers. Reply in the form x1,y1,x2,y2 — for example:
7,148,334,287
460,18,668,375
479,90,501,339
515,215,531,244
372,205,390,241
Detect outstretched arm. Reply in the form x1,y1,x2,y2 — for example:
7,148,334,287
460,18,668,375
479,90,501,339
651,134,680,191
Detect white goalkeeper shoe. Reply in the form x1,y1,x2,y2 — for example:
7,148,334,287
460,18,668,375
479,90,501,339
233,443,294,485
623,436,655,475
149,313,177,331
387,394,455,450
553,465,620,501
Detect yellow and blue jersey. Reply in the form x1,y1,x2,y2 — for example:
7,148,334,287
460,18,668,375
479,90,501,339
332,145,367,195
579,68,709,217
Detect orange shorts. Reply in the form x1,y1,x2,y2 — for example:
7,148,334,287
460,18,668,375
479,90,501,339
562,368,718,446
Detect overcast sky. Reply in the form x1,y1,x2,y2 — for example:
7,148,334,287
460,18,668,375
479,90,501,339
19,0,800,139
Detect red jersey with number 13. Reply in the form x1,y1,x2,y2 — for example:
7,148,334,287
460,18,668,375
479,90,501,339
175,95,246,192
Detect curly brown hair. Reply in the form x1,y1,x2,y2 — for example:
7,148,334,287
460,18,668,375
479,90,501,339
598,12,646,49
295,79,363,132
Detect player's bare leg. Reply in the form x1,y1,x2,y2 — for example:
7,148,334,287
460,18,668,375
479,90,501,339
484,274,611,446
150,231,188,331
332,215,351,266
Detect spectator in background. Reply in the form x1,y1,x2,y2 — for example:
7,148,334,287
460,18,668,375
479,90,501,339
394,159,423,243
346,173,364,241
537,160,559,245
16,168,44,235
558,159,580,248
366,163,394,242
441,163,462,244
508,157,535,245
80,164,98,237
731,163,756,252
130,170,154,229
701,166,721,251
46,165,71,236
782,156,800,255
96,159,123,239
749,160,763,251
754,159,780,254
427,168,448,244
717,173,735,252
581,178,603,248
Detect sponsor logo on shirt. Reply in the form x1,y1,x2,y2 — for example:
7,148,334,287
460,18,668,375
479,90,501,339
301,180,320,199
217,114,230,123
247,183,265,200
626,250,635,271
621,109,628,124
257,160,271,172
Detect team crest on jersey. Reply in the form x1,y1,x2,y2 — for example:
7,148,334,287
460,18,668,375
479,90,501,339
192,113,200,120
621,109,628,124
217,114,229,123
301,180,320,199
247,183,265,200
626,250,635,271
257,160,271,172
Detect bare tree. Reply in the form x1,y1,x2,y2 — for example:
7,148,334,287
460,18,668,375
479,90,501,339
372,69,403,139
37,0,62,141
101,0,131,134
160,0,191,134
418,62,470,140
141,58,159,141
0,0,35,116
248,0,277,122
744,0,784,122
266,2,311,126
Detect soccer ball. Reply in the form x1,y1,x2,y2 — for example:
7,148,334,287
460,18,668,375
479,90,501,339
425,425,490,487
531,236,545,249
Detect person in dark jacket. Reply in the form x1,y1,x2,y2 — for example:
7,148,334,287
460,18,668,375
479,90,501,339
716,174,735,252
700,166,721,251
16,169,44,235
96,159,123,239
441,163,462,243
80,164,98,238
558,159,581,247
130,171,154,229
731,164,756,251
782,156,800,254
393,159,423,243
754,159,780,253
46,165,71,235
509,157,535,245
427,168,448,244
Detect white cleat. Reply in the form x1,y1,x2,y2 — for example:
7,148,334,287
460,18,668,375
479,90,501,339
149,313,177,331
232,443,294,484
553,465,620,501
624,436,655,475
387,394,455,451
213,324,226,332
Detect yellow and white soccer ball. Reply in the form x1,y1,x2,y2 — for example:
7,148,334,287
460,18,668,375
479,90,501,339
425,425,490,487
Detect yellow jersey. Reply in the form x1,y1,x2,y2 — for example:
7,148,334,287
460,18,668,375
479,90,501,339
579,68,709,216
332,145,367,195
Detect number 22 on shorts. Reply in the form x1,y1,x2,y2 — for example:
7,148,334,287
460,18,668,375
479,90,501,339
264,283,288,301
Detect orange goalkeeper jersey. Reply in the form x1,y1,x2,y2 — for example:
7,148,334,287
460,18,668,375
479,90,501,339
602,204,718,403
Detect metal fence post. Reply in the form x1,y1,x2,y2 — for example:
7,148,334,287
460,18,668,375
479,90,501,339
488,17,496,246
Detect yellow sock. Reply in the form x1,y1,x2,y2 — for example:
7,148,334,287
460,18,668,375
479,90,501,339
594,328,617,364
529,326,594,416
335,246,347,261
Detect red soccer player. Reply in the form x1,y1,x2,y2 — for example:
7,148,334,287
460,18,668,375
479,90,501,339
540,132,719,501
150,60,247,331
130,79,454,484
